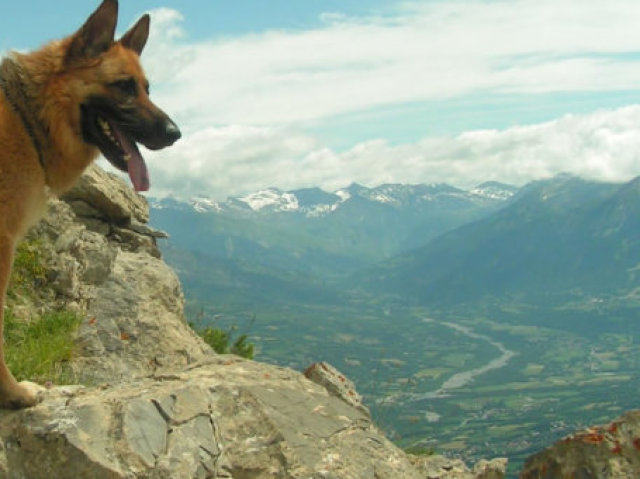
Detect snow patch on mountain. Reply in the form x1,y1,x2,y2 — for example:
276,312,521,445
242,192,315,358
239,189,300,212
153,181,518,217
304,204,336,217
470,182,518,201
191,197,222,213
335,190,351,202
370,193,396,204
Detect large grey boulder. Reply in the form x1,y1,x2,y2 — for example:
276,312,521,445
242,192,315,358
0,358,423,479
62,164,149,225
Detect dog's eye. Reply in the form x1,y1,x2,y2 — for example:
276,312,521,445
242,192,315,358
110,78,138,96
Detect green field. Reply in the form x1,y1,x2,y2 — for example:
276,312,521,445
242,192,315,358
190,296,640,475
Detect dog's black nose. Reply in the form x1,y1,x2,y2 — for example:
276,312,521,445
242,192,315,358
165,119,181,144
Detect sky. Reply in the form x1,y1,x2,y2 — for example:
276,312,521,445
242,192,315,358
3,0,640,199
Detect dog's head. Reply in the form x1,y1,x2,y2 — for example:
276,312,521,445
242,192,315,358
65,0,180,192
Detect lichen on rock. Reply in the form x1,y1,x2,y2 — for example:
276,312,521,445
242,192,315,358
521,410,640,478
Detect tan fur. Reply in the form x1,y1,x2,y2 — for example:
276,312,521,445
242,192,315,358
0,0,178,408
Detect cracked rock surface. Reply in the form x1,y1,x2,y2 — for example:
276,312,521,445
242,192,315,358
0,358,422,479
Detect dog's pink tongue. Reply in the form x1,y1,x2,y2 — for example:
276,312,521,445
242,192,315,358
127,147,150,193
109,121,150,192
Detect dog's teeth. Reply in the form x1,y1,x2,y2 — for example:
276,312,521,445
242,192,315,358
123,153,131,162
97,117,121,147
98,118,115,141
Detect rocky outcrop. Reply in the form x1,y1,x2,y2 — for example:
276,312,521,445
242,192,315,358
521,410,640,478
0,165,508,478
0,358,424,478
304,362,370,416
30,165,212,383
409,455,507,479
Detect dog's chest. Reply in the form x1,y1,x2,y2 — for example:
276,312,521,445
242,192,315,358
0,169,48,239
22,187,48,234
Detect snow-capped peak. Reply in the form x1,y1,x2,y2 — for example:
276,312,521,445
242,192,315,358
159,181,517,217
190,196,222,213
238,188,300,212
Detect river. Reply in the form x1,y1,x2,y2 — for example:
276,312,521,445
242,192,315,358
391,318,516,403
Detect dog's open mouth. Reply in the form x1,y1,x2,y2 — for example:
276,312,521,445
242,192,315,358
81,95,180,193
81,103,150,192
96,116,149,192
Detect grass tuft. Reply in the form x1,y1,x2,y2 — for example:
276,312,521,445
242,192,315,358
4,308,82,384
7,239,46,299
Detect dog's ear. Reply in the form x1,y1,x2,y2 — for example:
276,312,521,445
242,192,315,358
67,0,118,61
120,14,150,55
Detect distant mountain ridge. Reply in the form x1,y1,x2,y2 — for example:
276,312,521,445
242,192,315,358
149,181,517,307
357,174,640,305
151,181,518,217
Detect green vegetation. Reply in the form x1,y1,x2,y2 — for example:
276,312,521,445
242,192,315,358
5,238,82,384
7,239,46,299
189,298,640,475
197,325,255,359
4,308,81,384
154,176,640,475
190,309,255,359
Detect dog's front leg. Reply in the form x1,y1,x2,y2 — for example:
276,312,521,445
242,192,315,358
0,235,44,408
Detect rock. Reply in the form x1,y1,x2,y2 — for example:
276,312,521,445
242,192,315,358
62,164,149,225
409,454,507,479
0,358,424,479
111,225,162,258
27,166,212,384
474,458,508,479
409,454,469,478
70,248,211,383
128,221,169,239
521,410,640,478
304,361,370,416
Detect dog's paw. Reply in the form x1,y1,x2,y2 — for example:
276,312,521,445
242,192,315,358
0,381,45,409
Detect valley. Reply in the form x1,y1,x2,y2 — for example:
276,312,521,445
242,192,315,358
184,296,640,475
149,175,640,475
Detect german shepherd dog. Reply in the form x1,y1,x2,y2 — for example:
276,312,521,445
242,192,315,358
0,0,180,408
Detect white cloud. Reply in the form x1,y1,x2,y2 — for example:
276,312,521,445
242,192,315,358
144,1,640,127
145,106,640,200
135,1,640,199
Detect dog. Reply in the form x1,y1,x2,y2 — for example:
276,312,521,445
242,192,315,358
0,0,180,408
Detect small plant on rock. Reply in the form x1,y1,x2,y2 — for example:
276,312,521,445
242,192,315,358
190,309,255,360
198,326,255,359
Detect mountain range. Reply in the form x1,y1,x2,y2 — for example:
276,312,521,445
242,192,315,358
149,175,639,309
358,174,640,305
148,174,640,473
149,182,516,306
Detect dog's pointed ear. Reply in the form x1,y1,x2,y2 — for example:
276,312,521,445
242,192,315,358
67,0,118,60
120,14,150,55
